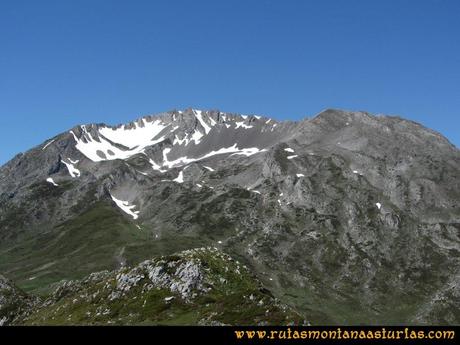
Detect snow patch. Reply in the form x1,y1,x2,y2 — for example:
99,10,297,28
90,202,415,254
161,144,266,169
203,166,215,172
194,109,212,134
229,146,266,157
235,121,253,129
284,148,295,153
162,148,171,162
42,139,55,150
110,194,140,220
173,171,184,183
99,119,169,150
173,135,188,146
287,155,298,159
61,159,81,178
70,119,168,162
148,157,167,173
296,174,305,177
46,177,59,186
190,129,204,145
376,202,382,210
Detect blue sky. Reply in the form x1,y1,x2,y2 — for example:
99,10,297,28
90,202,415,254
1,0,459,164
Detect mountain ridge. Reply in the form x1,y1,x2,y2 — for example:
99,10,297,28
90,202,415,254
3,108,457,166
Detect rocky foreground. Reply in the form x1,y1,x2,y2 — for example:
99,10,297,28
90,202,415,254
1,248,305,325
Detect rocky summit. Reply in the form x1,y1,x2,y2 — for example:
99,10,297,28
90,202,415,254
0,108,459,325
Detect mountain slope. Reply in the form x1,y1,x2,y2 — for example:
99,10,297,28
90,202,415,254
0,108,459,324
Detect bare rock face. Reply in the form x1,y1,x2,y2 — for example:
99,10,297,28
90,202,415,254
0,108,459,325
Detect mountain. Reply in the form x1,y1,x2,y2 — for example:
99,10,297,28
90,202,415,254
0,108,459,325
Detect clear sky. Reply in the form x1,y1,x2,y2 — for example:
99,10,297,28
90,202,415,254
1,0,459,164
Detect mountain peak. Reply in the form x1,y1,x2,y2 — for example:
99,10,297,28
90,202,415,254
65,108,279,164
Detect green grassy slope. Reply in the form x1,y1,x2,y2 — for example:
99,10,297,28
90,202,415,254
0,202,152,295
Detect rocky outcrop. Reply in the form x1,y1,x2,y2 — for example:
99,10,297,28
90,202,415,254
17,248,304,325
0,275,38,326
